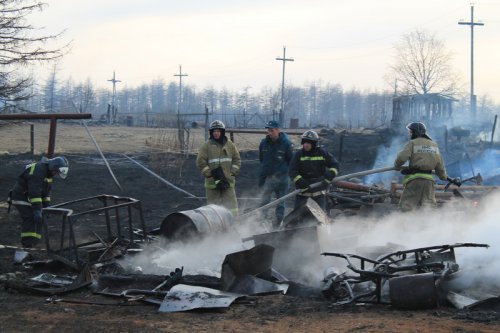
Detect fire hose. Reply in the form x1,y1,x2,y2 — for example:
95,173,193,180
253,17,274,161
238,166,397,221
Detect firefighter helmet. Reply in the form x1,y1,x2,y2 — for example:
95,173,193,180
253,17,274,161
209,120,225,131
48,156,69,179
406,122,427,138
301,130,320,144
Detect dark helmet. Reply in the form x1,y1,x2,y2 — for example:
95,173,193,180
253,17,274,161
265,120,280,129
406,122,428,139
209,120,225,131
301,130,320,144
48,156,69,179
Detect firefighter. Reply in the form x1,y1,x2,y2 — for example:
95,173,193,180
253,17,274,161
196,120,241,215
394,122,459,211
10,156,69,248
289,130,339,211
258,120,294,228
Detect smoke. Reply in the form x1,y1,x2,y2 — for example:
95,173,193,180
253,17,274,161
364,136,406,187
463,148,500,184
119,211,269,276
319,190,500,293
120,191,499,294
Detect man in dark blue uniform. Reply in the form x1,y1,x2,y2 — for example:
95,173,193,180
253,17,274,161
258,120,293,228
10,156,69,248
289,130,339,211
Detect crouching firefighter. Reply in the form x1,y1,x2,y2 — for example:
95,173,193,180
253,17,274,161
10,156,69,248
196,120,241,216
289,130,339,212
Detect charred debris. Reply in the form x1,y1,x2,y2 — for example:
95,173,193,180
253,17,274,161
0,194,498,314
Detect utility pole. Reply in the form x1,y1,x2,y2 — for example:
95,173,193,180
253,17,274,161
174,65,188,150
458,4,484,118
107,71,121,124
276,46,294,127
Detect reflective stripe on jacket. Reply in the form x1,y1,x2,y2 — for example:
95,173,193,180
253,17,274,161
196,136,241,189
289,146,340,192
395,137,447,184
11,161,52,209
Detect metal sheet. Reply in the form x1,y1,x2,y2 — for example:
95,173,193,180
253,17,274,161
221,244,274,291
228,275,289,295
158,284,244,313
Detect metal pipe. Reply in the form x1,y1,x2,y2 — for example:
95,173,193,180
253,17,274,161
47,117,57,158
0,113,92,157
30,124,34,156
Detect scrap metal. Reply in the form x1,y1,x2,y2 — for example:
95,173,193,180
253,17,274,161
321,243,489,309
42,194,148,269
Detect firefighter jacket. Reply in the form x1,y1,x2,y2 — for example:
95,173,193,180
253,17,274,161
394,137,447,185
259,132,293,181
11,162,53,209
289,146,340,194
196,136,241,189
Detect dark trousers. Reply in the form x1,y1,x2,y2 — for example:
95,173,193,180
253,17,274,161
260,177,288,225
14,205,42,248
294,194,326,212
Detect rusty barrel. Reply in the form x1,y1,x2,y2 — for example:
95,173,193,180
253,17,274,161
160,204,234,240
389,272,437,309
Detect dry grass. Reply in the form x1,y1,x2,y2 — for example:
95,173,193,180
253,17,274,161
0,121,285,155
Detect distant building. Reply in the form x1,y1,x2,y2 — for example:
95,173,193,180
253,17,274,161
391,93,457,129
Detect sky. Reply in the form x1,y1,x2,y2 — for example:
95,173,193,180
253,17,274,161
30,0,500,102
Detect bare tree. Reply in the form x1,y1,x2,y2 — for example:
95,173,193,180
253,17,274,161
391,30,458,96
0,0,65,104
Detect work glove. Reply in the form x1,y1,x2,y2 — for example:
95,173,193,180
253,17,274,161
324,169,337,182
33,208,42,225
447,177,462,187
215,179,230,191
211,167,224,181
295,178,309,192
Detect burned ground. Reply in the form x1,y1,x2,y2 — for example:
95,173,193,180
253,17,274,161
0,132,500,332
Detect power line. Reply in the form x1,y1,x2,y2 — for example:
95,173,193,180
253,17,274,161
458,4,484,118
107,71,121,124
275,46,294,128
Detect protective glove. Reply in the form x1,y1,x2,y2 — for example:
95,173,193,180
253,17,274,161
295,178,309,192
215,179,230,191
33,208,42,225
211,167,224,181
324,169,337,182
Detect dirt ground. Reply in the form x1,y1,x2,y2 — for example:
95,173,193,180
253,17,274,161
0,123,499,332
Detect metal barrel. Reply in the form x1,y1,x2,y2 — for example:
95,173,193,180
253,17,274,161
389,272,438,309
160,204,234,240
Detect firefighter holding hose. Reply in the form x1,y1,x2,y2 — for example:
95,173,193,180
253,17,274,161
196,120,241,216
395,122,460,211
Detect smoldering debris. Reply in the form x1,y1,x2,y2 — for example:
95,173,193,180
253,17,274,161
2,190,500,316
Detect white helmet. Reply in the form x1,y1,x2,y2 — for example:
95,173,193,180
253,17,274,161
209,120,225,130
48,156,69,179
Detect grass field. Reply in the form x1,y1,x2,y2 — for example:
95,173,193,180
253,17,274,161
0,121,277,155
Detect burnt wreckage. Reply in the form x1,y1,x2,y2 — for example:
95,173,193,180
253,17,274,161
321,243,490,309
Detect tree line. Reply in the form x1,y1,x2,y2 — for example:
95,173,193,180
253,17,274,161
13,75,394,129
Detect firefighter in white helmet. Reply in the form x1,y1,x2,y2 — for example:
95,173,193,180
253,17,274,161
196,120,241,215
9,156,69,248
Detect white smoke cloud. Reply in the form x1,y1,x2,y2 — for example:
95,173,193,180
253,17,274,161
120,191,499,293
